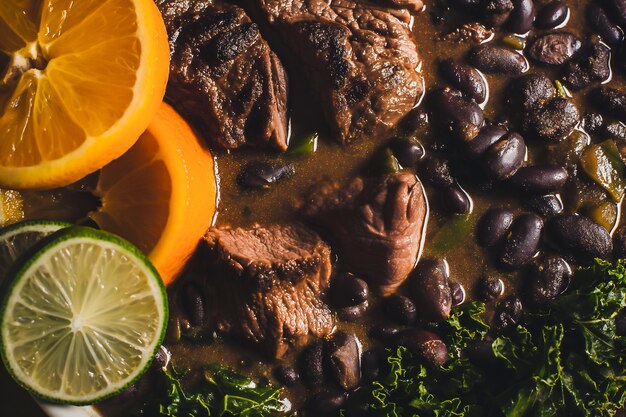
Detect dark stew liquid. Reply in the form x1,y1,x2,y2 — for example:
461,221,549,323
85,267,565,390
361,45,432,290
93,0,626,415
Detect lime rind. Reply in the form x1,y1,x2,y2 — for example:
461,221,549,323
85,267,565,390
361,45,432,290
0,226,168,405
0,220,72,280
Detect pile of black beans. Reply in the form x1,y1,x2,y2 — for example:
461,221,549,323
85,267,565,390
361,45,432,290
282,260,467,415
356,0,626,390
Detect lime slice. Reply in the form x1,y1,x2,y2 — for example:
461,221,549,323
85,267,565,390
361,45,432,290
0,220,71,280
0,226,168,405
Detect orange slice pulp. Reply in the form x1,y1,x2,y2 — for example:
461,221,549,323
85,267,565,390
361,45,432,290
0,0,169,189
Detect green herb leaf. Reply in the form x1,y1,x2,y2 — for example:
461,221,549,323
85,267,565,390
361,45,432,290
155,366,290,417
356,259,626,417
432,215,475,253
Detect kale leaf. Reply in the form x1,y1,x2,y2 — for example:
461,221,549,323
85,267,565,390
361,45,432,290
360,259,626,417
157,366,290,417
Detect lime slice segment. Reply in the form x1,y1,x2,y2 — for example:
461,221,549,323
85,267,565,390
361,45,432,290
0,220,71,280
0,226,168,405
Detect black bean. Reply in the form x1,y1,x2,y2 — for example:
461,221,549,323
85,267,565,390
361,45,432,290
153,345,171,369
484,0,515,26
411,258,453,322
527,32,581,66
562,44,611,91
300,340,326,386
311,390,346,413
508,0,536,33
326,332,361,391
476,276,504,301
468,45,528,74
337,302,369,322
388,137,424,167
587,4,624,46
525,255,571,304
430,88,485,141
493,296,523,331
420,157,455,187
546,214,613,262
439,58,487,103
590,87,626,120
535,1,568,29
441,185,472,214
508,73,556,111
384,295,417,325
582,112,604,135
343,389,371,417
608,0,626,28
360,350,381,383
523,194,563,217
467,340,498,367
614,227,626,259
477,208,514,247
237,161,294,189
498,214,543,270
483,132,526,180
467,125,508,159
450,282,466,306
399,107,429,134
509,165,568,194
523,98,580,142
395,329,449,367
330,273,369,307
273,365,299,387
181,283,206,326
369,324,402,342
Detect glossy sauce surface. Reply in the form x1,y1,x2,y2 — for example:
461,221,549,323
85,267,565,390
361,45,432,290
97,0,626,414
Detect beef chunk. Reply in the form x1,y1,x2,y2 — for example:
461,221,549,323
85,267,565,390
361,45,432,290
254,0,423,144
384,0,424,12
156,0,289,150
301,173,428,295
203,223,333,358
562,43,611,90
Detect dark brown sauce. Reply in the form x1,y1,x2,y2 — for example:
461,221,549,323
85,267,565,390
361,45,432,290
97,0,626,415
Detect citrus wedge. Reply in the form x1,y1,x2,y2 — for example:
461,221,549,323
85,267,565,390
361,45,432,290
0,219,70,279
0,0,170,189
0,226,168,405
89,103,217,285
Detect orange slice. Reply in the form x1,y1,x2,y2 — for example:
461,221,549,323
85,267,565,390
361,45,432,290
89,103,217,285
0,0,169,189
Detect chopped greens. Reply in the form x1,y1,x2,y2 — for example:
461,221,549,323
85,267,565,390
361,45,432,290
145,366,290,417
142,260,626,417
358,259,626,417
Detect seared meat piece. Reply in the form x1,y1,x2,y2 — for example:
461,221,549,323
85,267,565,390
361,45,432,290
254,0,423,144
156,0,288,150
382,0,424,12
203,223,333,358
301,173,429,296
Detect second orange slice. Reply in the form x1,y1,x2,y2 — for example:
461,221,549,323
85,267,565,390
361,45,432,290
89,103,217,285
